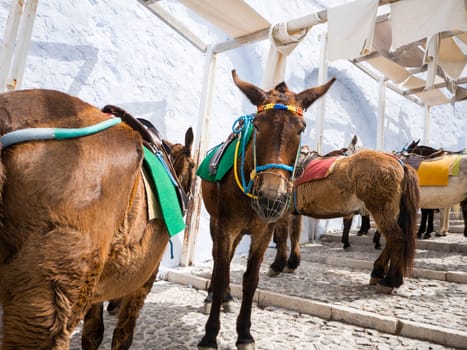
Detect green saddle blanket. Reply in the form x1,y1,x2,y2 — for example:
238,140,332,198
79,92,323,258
143,146,185,237
197,125,253,182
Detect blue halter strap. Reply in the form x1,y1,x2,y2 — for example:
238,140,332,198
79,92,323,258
232,103,303,196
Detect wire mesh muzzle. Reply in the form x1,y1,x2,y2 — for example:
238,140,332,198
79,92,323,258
250,171,293,223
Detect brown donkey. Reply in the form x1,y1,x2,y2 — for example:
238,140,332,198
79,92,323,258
269,149,420,293
0,89,192,349
198,70,335,350
81,105,194,350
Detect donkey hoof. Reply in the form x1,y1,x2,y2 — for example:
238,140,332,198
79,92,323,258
237,342,255,350
376,284,394,294
369,277,381,285
223,300,235,313
282,266,295,274
203,302,212,315
435,232,447,237
198,346,216,350
267,267,280,277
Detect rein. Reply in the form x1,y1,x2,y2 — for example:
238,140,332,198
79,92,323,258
232,103,303,198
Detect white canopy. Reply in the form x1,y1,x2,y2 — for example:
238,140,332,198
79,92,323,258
154,0,467,106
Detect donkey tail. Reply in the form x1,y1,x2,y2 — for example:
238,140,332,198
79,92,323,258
398,164,420,276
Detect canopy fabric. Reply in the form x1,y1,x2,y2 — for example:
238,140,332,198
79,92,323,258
178,0,270,38
415,89,450,106
327,0,378,61
261,23,308,89
438,37,466,79
390,0,467,51
366,56,410,84
172,0,467,106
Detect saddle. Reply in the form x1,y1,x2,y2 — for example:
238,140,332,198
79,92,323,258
294,147,342,184
401,149,462,171
101,105,189,214
295,147,344,178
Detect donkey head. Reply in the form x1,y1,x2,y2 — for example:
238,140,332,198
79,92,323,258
232,70,335,222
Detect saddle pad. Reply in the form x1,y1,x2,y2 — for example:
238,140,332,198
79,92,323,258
197,125,253,182
143,146,185,237
141,168,162,220
417,154,460,186
295,156,339,185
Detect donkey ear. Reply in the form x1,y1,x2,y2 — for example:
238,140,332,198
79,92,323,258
185,127,194,152
296,78,336,110
232,69,267,106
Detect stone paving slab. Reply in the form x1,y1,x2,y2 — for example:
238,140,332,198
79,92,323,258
66,280,462,350
169,231,467,349
300,236,467,283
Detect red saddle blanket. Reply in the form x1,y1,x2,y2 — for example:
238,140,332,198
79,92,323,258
295,156,339,185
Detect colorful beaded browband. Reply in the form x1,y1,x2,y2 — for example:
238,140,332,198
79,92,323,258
257,103,303,117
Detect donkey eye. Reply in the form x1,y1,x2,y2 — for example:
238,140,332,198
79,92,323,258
298,121,306,134
253,121,260,131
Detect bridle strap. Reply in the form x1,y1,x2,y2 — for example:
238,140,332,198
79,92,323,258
232,104,304,198
257,103,303,117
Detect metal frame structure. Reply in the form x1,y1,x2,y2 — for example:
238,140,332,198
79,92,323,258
2,0,466,265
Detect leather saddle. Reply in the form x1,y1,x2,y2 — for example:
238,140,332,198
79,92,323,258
101,105,189,214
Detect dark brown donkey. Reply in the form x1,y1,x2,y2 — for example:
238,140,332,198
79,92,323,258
0,89,193,350
198,70,335,350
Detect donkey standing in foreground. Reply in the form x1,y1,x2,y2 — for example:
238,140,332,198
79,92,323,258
198,70,335,350
0,89,192,350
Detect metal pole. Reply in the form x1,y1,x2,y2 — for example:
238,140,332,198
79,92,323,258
376,76,386,150
180,45,216,266
423,105,431,144
315,31,328,154
0,0,24,91
308,31,328,243
8,0,39,90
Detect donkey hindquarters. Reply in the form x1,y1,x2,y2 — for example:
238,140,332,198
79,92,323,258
0,89,169,349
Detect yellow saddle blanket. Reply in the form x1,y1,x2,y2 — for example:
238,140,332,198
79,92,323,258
417,155,461,186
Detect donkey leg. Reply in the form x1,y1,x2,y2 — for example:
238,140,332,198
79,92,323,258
1,232,99,349
199,221,234,350
205,233,243,314
204,285,235,314
462,199,467,237
370,244,390,285
377,232,404,292
2,285,79,350
373,230,382,250
341,216,352,249
284,214,302,272
236,230,272,350
417,209,428,239
268,216,289,276
110,272,157,350
435,208,449,237
358,215,371,235
107,298,121,315
82,303,105,350
426,209,434,234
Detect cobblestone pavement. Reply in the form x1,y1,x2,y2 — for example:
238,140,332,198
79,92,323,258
65,230,466,350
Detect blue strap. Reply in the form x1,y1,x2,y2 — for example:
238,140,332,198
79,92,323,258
1,117,121,147
256,163,294,172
